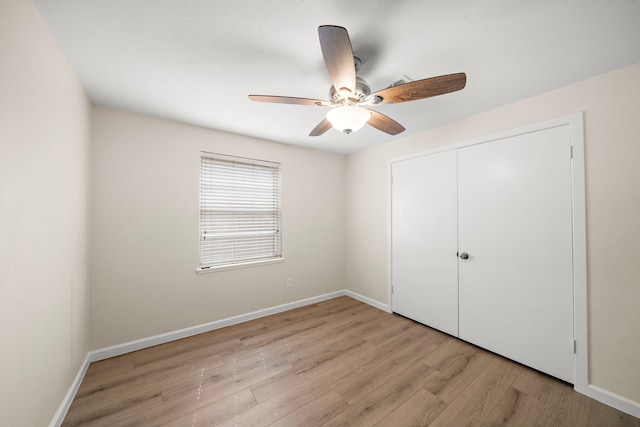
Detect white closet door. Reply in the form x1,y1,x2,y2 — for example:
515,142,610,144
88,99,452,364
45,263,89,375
391,150,459,336
457,125,574,383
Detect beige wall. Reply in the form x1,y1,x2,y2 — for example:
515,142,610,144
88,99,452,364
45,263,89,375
0,1,91,426
345,63,640,404
89,106,345,349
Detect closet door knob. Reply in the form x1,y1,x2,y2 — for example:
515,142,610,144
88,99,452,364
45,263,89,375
459,252,469,260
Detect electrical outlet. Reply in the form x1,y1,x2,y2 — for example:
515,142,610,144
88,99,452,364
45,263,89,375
286,277,293,288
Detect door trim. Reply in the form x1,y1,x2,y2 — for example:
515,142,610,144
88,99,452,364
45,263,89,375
387,112,587,391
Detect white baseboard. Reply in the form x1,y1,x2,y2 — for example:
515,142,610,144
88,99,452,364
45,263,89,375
51,290,639,423
48,353,90,427
88,290,347,362
50,290,347,426
582,384,640,419
88,290,388,363
344,290,640,418
345,289,389,312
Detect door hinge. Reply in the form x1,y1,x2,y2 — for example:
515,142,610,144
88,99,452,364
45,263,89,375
391,285,394,294
573,339,577,353
570,145,573,159
390,175,394,184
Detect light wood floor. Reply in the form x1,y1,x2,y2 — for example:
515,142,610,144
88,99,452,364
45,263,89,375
63,296,639,426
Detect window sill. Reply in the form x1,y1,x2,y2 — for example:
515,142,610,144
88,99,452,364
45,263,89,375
196,257,284,274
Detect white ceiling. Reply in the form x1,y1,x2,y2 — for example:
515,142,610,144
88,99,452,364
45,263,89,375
33,0,640,154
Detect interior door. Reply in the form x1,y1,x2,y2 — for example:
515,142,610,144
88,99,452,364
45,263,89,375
457,125,574,383
391,150,459,336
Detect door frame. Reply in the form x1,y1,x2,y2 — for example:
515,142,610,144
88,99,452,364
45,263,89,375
387,112,587,393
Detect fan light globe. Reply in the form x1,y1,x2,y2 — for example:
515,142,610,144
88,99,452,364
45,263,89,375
326,105,371,134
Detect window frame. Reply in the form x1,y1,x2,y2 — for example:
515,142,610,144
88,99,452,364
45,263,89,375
197,152,283,273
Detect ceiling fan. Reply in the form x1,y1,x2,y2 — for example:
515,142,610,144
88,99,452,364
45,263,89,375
249,25,467,136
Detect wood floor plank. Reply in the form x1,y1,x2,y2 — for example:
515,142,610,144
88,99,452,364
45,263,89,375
333,332,434,404
248,365,305,404
343,322,438,371
76,346,225,398
62,297,640,427
323,362,437,426
162,356,292,404
158,388,257,426
422,336,473,370
511,365,557,403
131,334,242,368
536,382,592,426
249,357,352,404
362,313,418,346
81,354,134,380
428,356,520,426
65,355,225,426
220,337,294,367
423,341,494,403
238,316,328,348
480,386,543,426
284,306,383,350
375,387,447,426
587,400,640,427
286,330,374,376
267,390,348,427
218,363,352,427
62,386,163,427
187,318,269,348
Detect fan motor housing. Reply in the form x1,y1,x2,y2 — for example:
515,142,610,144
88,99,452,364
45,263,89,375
329,76,371,104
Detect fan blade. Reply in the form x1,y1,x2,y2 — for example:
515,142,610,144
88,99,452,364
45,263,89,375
318,25,356,96
372,73,466,104
309,118,333,136
368,110,405,135
249,95,331,106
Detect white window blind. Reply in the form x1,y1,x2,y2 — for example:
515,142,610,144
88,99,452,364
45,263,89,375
199,152,281,269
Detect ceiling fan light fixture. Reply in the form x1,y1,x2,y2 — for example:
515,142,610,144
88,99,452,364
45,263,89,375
326,105,371,134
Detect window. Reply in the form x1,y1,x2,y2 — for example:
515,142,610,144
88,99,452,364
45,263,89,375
199,152,282,270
